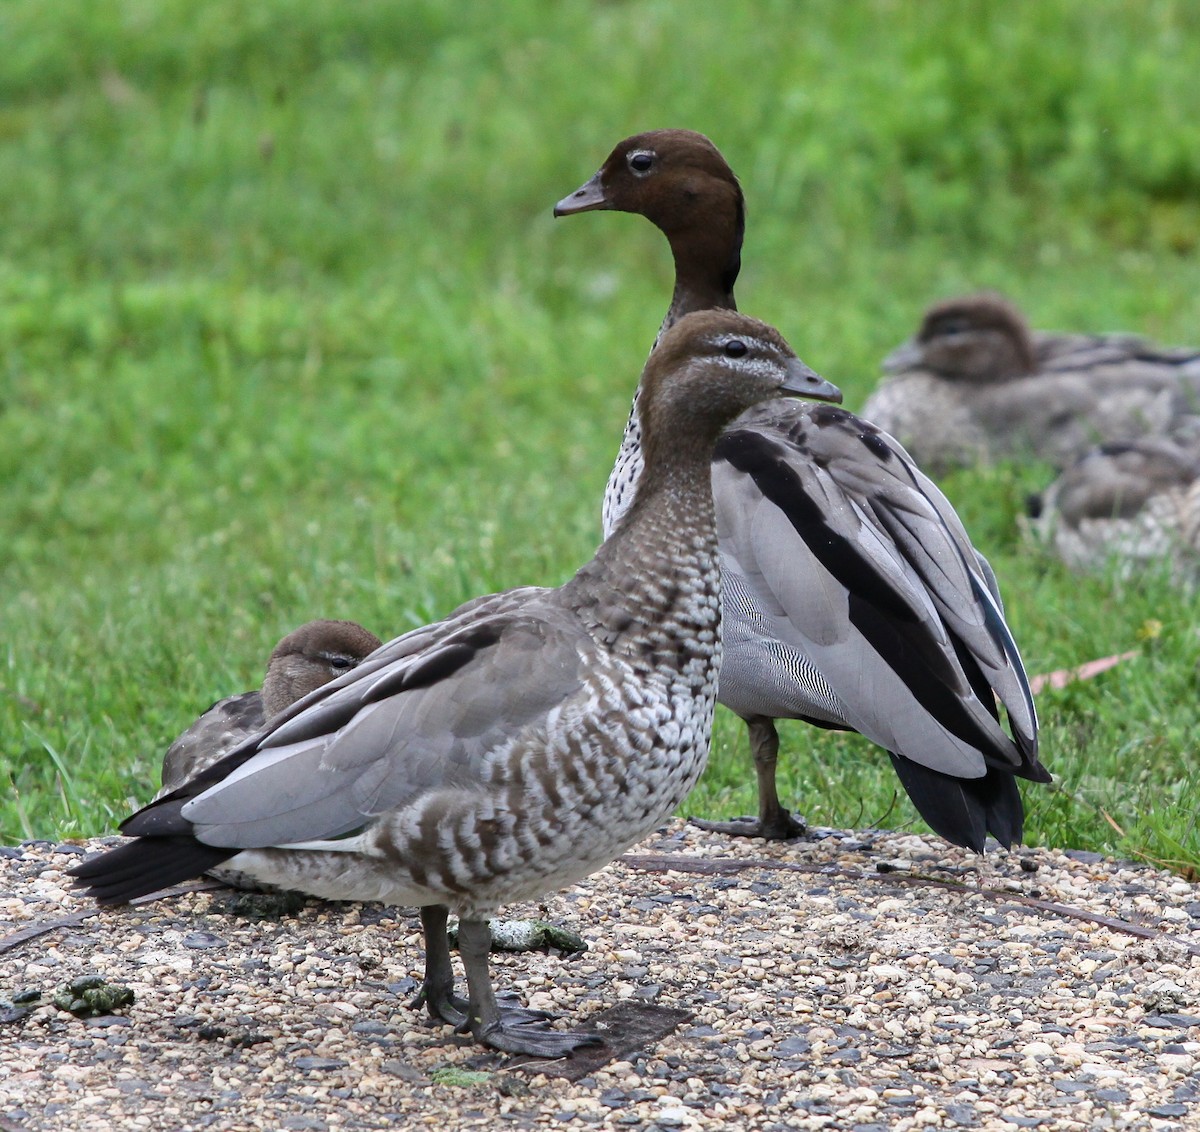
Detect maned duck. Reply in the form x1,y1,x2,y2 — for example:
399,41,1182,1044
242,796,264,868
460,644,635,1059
159,619,382,796
1026,435,1200,585
555,129,1048,850
867,293,1200,471
70,310,842,1058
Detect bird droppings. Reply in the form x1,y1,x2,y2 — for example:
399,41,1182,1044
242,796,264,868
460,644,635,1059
430,1067,493,1088
448,918,589,955
51,975,135,1017
5,821,1200,1129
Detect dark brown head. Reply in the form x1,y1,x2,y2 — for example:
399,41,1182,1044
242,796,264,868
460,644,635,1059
554,129,744,314
637,310,841,474
885,293,1037,383
262,619,382,718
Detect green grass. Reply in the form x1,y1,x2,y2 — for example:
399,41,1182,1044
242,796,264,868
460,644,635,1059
3,0,1200,872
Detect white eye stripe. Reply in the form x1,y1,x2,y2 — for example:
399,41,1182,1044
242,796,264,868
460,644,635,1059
721,355,786,381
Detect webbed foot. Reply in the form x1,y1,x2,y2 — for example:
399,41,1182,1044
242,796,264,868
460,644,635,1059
689,811,807,840
474,1017,603,1058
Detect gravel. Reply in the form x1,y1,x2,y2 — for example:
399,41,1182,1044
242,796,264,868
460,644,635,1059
3,821,1200,1130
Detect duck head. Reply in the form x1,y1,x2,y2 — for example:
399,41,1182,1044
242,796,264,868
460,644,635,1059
637,309,841,470
262,619,382,718
885,293,1038,384
555,129,745,317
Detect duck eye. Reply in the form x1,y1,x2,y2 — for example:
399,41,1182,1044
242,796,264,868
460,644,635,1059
328,655,355,671
628,151,654,174
723,339,748,359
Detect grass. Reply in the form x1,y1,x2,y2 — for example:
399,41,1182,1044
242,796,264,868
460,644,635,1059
3,0,1200,871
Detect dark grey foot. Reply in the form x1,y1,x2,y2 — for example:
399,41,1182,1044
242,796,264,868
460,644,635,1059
412,982,552,1029
409,982,471,1027
474,1017,603,1058
689,812,807,840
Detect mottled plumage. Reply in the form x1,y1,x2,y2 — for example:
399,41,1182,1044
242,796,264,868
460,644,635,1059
71,310,840,1058
555,129,1048,852
1026,436,1200,585
867,293,1200,471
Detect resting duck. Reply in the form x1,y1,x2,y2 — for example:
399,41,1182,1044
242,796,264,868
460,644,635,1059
555,129,1048,851
71,310,842,1058
866,293,1200,471
1026,435,1200,585
158,619,383,796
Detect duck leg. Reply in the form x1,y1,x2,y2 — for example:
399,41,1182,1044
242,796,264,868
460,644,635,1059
410,905,553,1029
410,905,471,1024
456,917,603,1057
691,716,808,840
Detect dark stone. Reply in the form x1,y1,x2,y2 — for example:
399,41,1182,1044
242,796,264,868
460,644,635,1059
351,1020,389,1035
943,1103,979,1126
182,931,226,950
1144,1014,1200,1028
293,1056,349,1070
1147,1105,1189,1118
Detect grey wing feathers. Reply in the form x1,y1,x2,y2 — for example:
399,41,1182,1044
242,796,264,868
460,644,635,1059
713,402,1037,777
126,590,587,850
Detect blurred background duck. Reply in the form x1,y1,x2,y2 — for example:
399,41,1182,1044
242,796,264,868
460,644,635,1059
1025,435,1200,586
866,293,1200,472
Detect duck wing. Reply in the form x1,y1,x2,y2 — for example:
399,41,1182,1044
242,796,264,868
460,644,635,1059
713,402,1043,793
120,593,586,853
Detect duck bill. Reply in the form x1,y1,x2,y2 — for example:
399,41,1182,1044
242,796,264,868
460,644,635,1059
882,339,922,373
782,358,842,404
553,172,611,217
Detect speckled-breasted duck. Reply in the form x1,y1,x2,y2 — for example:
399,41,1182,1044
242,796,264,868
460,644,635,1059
70,310,842,1058
1026,435,1200,585
866,293,1200,471
555,129,1048,851
158,619,383,796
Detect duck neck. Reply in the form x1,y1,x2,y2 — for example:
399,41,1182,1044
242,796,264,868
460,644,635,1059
602,220,742,538
572,451,722,661
659,217,742,338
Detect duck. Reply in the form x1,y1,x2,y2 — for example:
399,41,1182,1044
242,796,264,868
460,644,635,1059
866,293,1200,471
70,310,843,1058
158,619,383,796
1026,435,1200,585
555,129,1048,851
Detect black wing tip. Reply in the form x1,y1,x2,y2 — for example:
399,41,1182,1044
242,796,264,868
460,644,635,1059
67,837,237,905
888,754,1026,853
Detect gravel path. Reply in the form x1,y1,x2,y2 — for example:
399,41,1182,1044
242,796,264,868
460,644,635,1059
3,822,1200,1131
